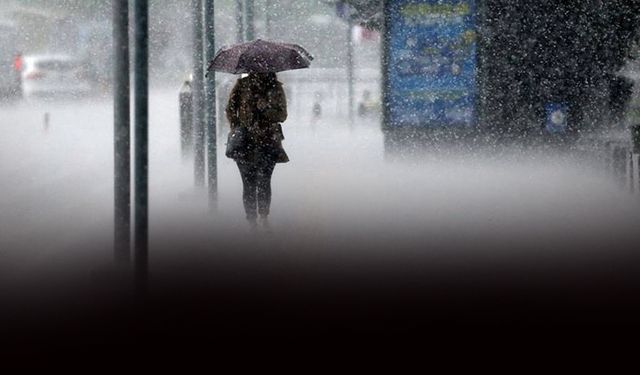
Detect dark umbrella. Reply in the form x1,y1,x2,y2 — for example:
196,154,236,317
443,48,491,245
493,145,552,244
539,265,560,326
206,39,313,75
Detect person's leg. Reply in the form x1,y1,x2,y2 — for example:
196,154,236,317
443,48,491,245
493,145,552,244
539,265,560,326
257,161,276,218
236,161,258,221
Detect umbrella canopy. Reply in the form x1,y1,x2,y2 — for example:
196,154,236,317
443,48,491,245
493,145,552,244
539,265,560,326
207,39,313,75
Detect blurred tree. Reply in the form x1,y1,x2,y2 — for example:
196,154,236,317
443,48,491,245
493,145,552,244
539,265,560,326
479,0,640,133
331,0,640,133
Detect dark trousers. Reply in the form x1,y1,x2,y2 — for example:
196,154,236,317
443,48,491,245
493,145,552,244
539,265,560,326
236,160,276,220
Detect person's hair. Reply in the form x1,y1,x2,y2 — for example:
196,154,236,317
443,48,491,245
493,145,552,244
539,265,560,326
251,72,278,89
262,72,277,83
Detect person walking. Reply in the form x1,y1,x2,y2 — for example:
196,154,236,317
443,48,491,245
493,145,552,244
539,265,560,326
206,39,312,227
225,72,288,227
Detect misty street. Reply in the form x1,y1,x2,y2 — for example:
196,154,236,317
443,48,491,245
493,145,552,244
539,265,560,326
4,0,640,344
2,86,640,294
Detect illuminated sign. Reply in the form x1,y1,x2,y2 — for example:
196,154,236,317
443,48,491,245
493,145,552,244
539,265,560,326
385,0,477,127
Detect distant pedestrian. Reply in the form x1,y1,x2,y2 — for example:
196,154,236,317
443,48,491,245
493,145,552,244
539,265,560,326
312,91,323,119
225,72,288,227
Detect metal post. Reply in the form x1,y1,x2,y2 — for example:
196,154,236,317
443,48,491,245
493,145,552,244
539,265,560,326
628,122,639,193
346,6,354,126
613,145,627,188
265,0,271,38
632,124,640,154
179,80,193,158
627,149,634,193
113,0,131,264
193,0,206,187
236,0,244,43
381,0,393,156
605,140,614,175
633,153,640,194
245,0,255,41
134,0,149,294
204,0,217,206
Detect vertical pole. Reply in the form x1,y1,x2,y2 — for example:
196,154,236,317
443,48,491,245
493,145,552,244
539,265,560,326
346,5,354,126
204,0,217,206
236,0,244,43
381,0,390,131
633,153,640,194
632,124,640,154
625,149,635,194
381,0,393,155
179,81,193,158
633,125,640,194
113,0,131,264
265,0,271,38
605,141,614,175
134,0,149,295
475,0,485,128
193,0,206,187
245,0,255,41
613,145,627,188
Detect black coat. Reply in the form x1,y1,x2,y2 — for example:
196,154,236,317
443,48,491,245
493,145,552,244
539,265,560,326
225,75,289,163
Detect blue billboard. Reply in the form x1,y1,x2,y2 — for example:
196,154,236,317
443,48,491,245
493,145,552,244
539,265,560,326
384,0,477,128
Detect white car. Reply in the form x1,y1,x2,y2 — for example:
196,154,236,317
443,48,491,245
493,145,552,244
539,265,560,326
21,54,92,99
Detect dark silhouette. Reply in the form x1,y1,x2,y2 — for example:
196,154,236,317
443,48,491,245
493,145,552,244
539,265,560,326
225,72,288,226
312,91,323,119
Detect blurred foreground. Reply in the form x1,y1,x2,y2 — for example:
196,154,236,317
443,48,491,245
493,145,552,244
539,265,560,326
2,89,640,345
